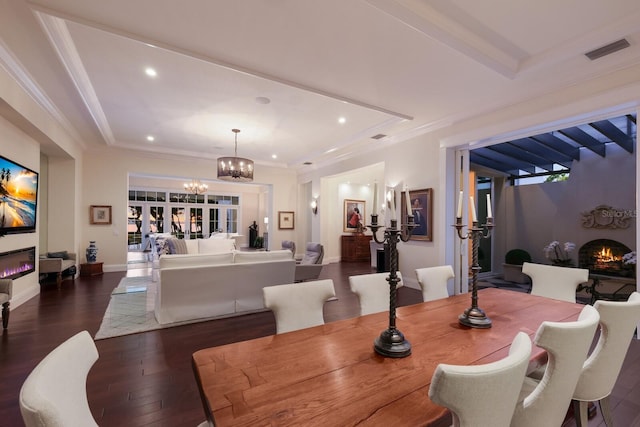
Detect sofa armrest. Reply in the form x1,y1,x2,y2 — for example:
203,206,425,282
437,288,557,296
39,258,64,273
0,279,12,298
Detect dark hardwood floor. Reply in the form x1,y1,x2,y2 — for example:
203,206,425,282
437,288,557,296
1,260,639,426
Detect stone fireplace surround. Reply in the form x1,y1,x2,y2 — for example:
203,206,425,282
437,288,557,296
0,246,36,280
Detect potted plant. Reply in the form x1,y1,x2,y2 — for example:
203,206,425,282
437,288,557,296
503,249,532,283
253,236,264,249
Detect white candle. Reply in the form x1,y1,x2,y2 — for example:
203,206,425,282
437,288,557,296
486,194,493,218
405,185,412,217
456,191,463,218
391,190,396,220
470,196,477,223
373,182,378,215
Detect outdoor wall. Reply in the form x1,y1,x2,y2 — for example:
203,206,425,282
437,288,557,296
496,144,636,269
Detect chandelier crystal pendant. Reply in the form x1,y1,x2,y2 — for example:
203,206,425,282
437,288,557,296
217,128,254,182
184,179,208,195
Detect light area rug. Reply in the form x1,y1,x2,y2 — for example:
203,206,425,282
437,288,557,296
94,276,338,340
95,276,262,340
95,276,163,340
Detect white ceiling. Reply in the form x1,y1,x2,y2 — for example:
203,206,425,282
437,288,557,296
3,0,640,170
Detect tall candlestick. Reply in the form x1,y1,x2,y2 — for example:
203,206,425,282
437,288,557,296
486,194,493,218
470,196,477,223
456,191,463,218
373,182,378,215
405,185,412,218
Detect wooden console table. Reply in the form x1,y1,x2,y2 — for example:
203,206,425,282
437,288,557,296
80,262,103,277
341,234,372,262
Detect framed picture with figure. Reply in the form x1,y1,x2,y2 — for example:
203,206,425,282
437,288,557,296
401,188,432,241
343,199,365,232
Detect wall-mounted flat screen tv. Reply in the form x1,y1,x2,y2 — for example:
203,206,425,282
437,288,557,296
0,155,38,235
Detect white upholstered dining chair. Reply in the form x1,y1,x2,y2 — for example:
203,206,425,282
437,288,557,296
510,304,600,427
571,292,640,427
19,330,99,427
414,265,454,302
522,262,589,303
428,331,532,427
349,272,403,316
263,279,336,334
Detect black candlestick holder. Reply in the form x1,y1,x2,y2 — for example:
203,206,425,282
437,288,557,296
454,217,494,328
368,214,416,357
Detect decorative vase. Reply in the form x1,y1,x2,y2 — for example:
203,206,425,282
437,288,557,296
86,241,98,263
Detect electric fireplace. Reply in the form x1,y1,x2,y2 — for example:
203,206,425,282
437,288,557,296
0,246,36,280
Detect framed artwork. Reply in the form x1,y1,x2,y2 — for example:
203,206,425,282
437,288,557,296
278,211,295,230
401,188,433,241
90,205,112,225
344,199,365,232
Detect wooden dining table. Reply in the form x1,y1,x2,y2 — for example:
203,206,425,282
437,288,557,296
192,288,583,426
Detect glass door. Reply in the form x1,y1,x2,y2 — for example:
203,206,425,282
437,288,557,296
477,176,493,273
127,205,143,249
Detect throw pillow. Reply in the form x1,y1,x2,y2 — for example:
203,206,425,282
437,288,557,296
47,251,69,260
165,238,188,254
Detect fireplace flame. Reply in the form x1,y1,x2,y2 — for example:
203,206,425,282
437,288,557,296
595,246,622,263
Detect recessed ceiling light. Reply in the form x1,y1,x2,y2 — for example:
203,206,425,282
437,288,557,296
271,154,277,159
338,117,346,124
146,135,155,142
145,67,157,77
255,96,271,104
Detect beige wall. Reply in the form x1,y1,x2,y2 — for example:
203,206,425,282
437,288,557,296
299,135,444,290
81,148,298,270
0,115,42,306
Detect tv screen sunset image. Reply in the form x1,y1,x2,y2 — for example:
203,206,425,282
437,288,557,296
0,157,38,229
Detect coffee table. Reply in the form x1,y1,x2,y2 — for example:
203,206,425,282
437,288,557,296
110,284,148,325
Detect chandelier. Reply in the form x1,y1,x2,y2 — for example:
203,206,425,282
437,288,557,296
217,128,254,182
183,179,208,195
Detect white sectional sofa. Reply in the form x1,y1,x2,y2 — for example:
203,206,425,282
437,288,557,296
155,249,296,325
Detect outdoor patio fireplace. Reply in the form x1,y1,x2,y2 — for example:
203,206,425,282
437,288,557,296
578,239,633,277
0,246,36,280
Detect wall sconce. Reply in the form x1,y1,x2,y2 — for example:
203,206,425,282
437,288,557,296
310,198,318,215
264,217,269,225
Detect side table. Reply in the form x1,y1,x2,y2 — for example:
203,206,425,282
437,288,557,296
80,262,103,277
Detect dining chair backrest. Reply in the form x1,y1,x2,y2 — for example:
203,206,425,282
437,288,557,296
19,330,99,427
263,279,335,334
522,262,589,303
429,332,532,427
415,265,454,302
349,272,403,316
572,291,640,426
511,304,600,427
